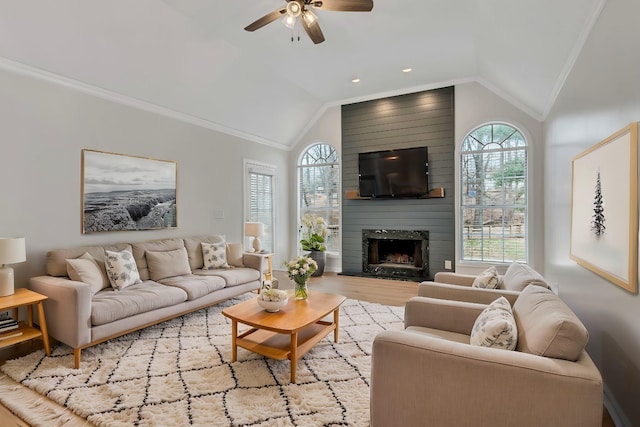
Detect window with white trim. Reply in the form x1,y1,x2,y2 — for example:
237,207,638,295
245,161,276,253
297,143,340,254
460,123,527,263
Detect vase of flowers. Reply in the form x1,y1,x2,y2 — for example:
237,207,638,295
285,255,318,299
300,213,327,277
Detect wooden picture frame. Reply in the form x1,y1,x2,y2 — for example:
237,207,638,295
81,149,177,234
570,122,638,293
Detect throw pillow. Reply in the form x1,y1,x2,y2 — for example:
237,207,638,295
502,262,549,291
146,247,192,281
66,252,110,295
226,242,244,267
202,241,229,269
470,297,518,350
513,285,588,361
472,266,501,289
104,249,142,290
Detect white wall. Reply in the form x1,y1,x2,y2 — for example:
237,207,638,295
544,0,640,425
455,82,544,274
0,67,290,289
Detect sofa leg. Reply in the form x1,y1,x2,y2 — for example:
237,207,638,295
74,348,81,369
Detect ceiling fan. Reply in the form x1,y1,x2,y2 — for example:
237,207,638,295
244,0,374,44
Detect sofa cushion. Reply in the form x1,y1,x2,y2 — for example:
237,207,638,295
227,242,244,267
105,249,142,290
131,238,185,281
513,286,588,361
472,266,501,289
146,247,192,281
159,275,226,300
46,243,131,277
502,262,548,291
184,235,225,270
193,267,261,287
66,252,110,295
91,281,188,326
470,297,518,350
405,326,471,345
202,241,229,269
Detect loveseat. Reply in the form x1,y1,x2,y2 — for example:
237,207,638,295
371,285,603,427
419,262,549,306
29,235,263,368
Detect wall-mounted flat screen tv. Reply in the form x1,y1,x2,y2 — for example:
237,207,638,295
358,146,429,198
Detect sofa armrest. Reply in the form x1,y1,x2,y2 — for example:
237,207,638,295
371,330,603,427
433,271,476,286
404,296,486,335
241,253,265,274
418,281,520,306
29,276,92,349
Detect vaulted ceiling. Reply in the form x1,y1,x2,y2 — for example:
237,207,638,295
0,0,604,149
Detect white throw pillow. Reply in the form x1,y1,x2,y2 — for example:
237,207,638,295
202,242,229,269
470,297,518,350
472,266,501,289
66,252,109,295
105,249,142,290
146,247,192,281
226,242,244,267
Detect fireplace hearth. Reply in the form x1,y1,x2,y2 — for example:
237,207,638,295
362,229,429,280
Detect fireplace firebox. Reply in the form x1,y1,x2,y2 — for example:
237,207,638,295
362,229,429,280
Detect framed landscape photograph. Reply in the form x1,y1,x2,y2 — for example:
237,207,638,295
570,123,638,293
82,149,177,234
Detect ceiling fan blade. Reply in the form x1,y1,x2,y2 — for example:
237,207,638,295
302,18,325,44
311,0,373,12
244,8,287,32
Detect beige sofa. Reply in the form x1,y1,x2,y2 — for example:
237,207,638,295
29,235,263,368
419,262,549,306
371,286,603,427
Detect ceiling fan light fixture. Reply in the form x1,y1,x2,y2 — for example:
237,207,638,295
402,67,413,73
351,77,361,83
303,10,318,26
283,14,297,29
286,1,302,18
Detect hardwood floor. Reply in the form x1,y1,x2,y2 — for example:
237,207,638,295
0,272,616,426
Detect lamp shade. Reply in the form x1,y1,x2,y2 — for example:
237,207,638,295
245,222,265,237
0,237,26,265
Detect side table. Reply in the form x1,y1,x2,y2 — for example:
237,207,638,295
0,288,51,356
248,252,274,287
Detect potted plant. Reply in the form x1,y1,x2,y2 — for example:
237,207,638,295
299,213,327,276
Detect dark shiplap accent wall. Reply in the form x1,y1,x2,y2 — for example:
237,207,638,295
341,87,455,278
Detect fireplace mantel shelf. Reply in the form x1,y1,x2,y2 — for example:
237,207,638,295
345,187,444,200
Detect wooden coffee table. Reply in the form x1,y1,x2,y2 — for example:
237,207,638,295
222,291,346,383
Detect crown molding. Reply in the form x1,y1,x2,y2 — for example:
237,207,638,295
0,57,289,151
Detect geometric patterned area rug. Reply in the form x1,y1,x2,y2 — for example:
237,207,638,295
1,294,404,427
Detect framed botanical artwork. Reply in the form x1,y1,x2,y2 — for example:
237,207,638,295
570,122,638,293
81,149,177,234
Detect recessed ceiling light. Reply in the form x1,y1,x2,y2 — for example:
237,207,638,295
402,68,413,73
351,77,361,83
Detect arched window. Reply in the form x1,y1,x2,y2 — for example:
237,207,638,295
298,143,340,254
460,123,527,263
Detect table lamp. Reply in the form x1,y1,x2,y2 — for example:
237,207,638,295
244,222,265,253
0,237,26,296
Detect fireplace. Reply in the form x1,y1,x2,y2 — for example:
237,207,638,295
362,229,429,280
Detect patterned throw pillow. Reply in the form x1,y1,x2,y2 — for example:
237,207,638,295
470,297,518,350
105,249,142,290
202,242,229,269
472,266,502,289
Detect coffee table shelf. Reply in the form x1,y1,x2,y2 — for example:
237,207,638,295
236,320,334,361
